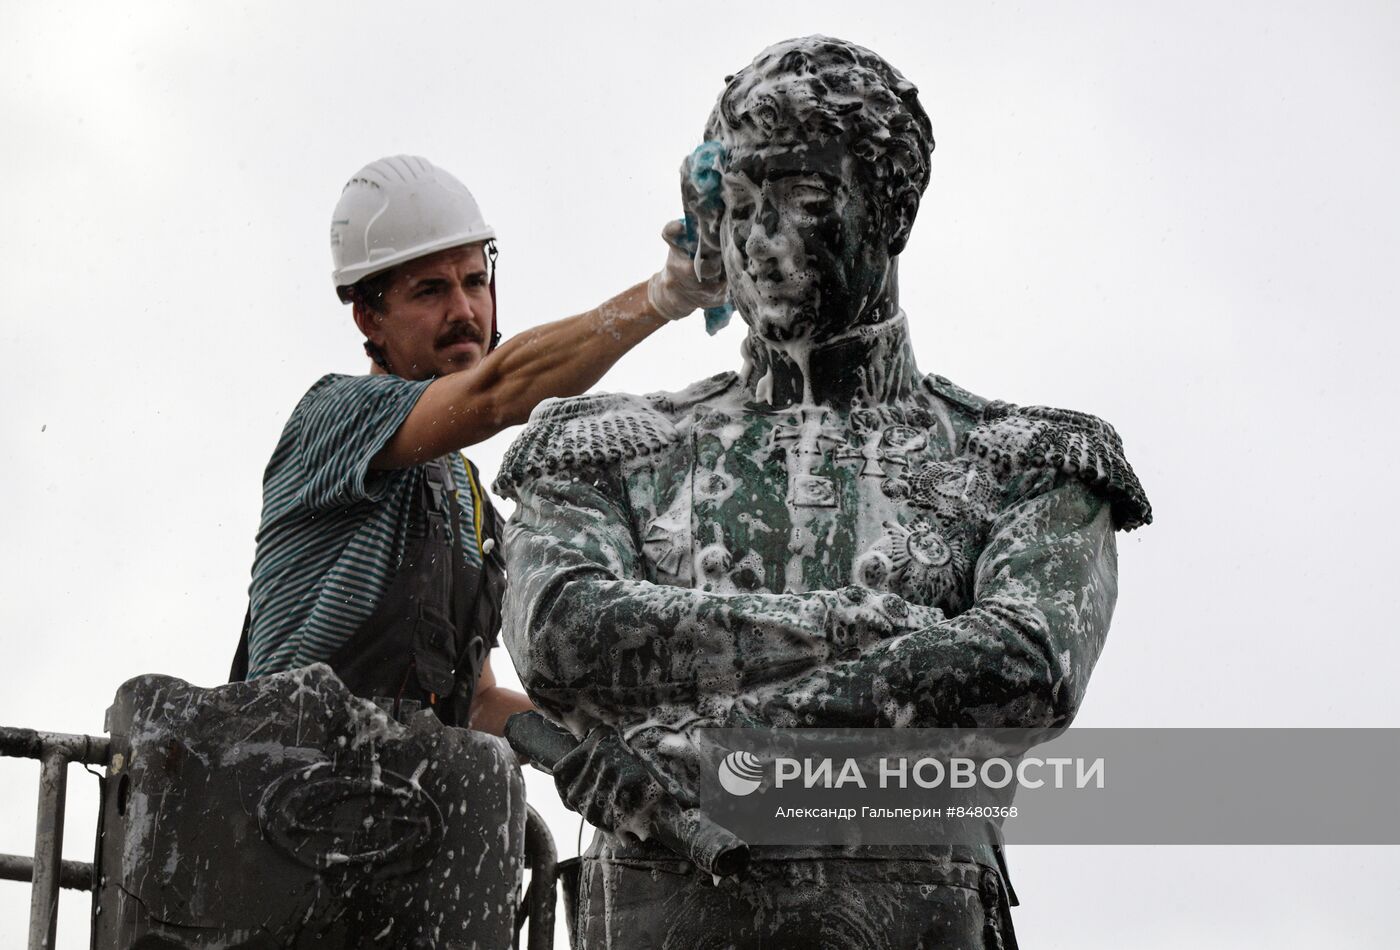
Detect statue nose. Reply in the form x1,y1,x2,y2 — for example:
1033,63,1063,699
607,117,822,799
744,211,788,267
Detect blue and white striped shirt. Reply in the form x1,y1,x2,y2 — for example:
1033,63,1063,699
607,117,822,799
246,373,485,677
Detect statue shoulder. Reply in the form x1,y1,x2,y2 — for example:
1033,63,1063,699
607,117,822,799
494,391,681,499
644,371,741,415
922,373,990,417
966,401,1152,531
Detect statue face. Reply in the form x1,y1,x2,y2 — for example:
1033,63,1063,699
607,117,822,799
720,140,892,344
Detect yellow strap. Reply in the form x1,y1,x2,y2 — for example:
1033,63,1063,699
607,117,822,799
460,453,486,556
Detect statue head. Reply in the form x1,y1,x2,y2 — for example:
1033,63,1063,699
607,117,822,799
690,36,934,345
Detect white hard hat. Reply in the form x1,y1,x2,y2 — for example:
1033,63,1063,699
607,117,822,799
330,155,496,302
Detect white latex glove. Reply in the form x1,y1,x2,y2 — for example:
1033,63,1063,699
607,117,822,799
646,220,728,320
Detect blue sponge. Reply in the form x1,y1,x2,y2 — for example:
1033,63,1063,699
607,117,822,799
682,141,734,335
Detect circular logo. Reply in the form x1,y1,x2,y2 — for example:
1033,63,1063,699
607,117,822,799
718,750,765,796
258,761,443,876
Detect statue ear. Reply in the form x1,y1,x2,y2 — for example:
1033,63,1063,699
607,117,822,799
887,189,920,257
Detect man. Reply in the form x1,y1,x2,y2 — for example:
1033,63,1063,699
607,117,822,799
497,37,1150,948
236,154,724,736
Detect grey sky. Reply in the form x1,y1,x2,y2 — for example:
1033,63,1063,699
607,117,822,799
3,1,1398,945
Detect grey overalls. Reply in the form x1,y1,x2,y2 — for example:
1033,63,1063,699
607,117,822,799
232,455,506,727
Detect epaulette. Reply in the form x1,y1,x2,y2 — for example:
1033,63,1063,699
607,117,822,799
965,402,1152,530
644,371,739,415
923,373,990,415
494,393,679,499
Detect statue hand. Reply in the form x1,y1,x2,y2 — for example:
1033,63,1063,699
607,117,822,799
552,723,687,838
824,586,945,657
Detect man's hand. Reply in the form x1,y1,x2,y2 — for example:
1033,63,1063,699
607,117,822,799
646,220,728,320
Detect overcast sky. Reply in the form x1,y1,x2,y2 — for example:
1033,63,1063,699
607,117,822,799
3,2,1398,946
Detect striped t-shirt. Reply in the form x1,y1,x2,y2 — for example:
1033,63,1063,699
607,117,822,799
246,373,486,677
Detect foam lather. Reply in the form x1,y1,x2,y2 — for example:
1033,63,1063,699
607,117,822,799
495,393,679,498
966,402,1153,530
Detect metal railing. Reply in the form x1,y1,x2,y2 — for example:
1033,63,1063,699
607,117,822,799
2,723,558,950
0,726,109,950
517,805,558,950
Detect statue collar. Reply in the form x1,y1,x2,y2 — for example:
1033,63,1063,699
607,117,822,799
739,310,923,409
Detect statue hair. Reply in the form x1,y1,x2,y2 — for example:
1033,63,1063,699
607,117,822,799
704,36,935,225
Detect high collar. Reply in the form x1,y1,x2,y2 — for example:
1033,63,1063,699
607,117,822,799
739,311,923,409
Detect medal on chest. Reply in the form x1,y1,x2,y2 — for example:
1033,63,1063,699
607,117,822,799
648,404,981,606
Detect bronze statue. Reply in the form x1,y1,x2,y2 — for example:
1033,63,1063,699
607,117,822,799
498,35,1150,949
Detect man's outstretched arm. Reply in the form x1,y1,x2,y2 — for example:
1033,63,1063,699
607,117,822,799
373,223,725,468
373,283,666,468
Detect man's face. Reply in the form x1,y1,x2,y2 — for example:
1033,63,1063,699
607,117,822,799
355,244,492,381
720,141,890,344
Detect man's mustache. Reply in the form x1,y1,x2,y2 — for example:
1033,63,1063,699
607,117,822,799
436,324,485,347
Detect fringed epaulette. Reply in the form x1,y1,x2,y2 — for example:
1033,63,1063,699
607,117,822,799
964,402,1152,530
494,393,679,499
923,373,989,415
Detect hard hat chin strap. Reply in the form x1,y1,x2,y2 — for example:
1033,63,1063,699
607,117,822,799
487,240,501,351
